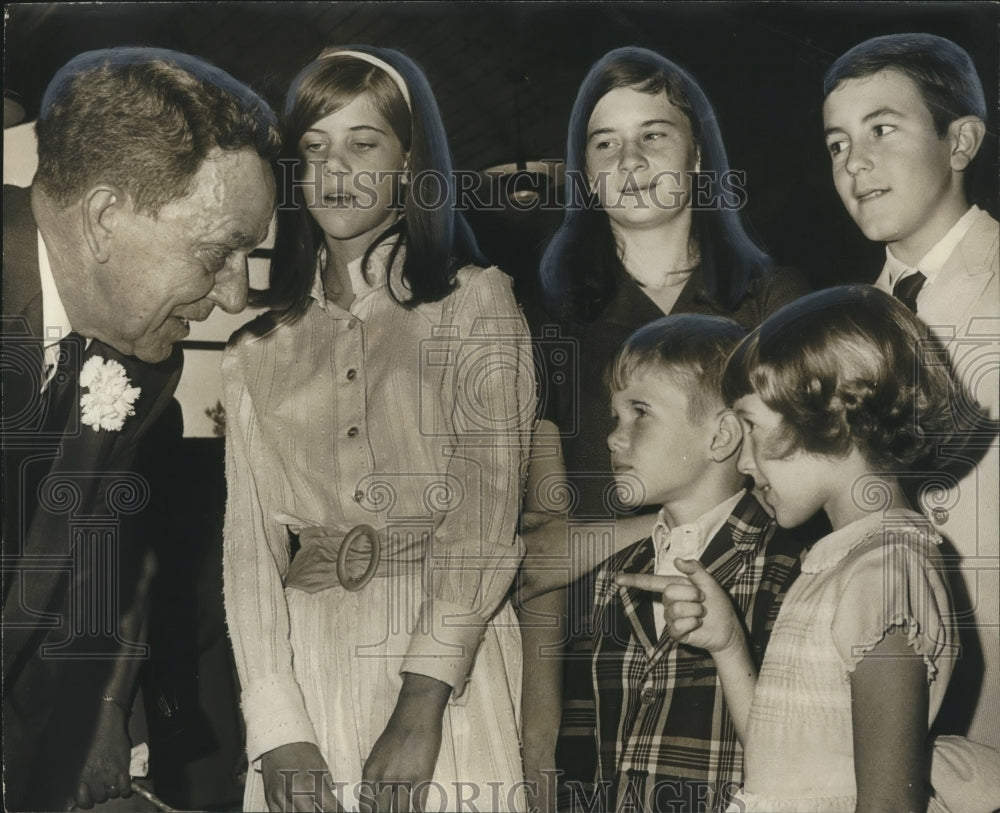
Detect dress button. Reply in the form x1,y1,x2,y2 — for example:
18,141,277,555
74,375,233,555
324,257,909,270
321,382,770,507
346,368,357,381
353,489,364,503
347,426,359,438
347,318,358,330
640,686,657,705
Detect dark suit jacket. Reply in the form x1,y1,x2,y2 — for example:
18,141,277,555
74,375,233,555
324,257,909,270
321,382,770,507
2,184,183,810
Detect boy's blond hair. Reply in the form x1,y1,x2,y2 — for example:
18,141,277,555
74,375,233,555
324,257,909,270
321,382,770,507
608,314,747,423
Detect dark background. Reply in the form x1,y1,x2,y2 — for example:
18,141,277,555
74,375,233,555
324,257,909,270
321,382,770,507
6,1,999,294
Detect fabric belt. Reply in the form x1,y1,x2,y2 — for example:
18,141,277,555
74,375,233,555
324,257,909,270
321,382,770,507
285,524,426,593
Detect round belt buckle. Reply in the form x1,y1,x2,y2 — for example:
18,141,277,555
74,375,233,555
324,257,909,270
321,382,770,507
337,524,381,591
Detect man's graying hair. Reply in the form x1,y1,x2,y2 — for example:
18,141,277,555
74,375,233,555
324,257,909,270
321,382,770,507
34,47,281,215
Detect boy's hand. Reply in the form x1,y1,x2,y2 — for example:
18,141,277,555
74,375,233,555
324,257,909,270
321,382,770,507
616,559,744,653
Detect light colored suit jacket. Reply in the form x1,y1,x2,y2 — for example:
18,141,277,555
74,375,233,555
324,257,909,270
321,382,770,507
877,207,1000,750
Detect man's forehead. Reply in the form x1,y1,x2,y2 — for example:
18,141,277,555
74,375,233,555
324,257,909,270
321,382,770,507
171,151,274,234
193,149,271,196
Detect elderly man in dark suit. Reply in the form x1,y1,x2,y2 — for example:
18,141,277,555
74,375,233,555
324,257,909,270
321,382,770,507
2,47,279,811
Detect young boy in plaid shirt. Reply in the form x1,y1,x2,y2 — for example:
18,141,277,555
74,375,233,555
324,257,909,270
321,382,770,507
590,314,805,812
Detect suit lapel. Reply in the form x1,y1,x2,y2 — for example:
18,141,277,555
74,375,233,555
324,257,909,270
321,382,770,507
916,210,999,331
643,493,771,669
4,333,182,690
3,337,113,686
614,538,659,657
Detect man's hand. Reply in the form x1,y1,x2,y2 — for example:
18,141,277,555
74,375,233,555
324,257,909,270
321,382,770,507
261,742,341,812
361,674,450,812
616,558,744,653
73,702,132,809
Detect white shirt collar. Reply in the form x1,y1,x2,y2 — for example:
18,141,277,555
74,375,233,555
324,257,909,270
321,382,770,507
648,489,745,639
884,205,981,289
38,229,73,349
651,489,746,574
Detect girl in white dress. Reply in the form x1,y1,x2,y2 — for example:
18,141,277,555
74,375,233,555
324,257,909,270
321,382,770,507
223,46,533,812
624,285,967,811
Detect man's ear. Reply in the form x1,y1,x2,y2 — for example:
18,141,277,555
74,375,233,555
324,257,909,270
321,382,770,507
81,186,125,264
709,410,743,463
949,116,986,172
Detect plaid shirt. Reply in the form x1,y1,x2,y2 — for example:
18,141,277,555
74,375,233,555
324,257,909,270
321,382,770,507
590,491,804,813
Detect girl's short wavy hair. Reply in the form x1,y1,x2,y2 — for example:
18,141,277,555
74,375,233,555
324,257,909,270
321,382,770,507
722,285,961,471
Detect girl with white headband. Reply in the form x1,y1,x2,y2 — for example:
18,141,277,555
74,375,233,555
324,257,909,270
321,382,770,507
222,46,533,811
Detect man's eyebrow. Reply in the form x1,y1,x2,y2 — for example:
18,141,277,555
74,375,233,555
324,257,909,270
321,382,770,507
209,229,268,250
230,230,258,247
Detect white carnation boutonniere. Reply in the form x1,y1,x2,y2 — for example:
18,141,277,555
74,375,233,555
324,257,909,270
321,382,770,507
79,356,141,432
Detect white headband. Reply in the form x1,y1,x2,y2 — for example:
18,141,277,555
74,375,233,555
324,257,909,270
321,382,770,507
319,48,412,111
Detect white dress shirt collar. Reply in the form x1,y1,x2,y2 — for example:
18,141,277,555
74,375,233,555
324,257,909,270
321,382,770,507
649,489,746,638
38,229,73,349
38,230,79,392
884,205,981,289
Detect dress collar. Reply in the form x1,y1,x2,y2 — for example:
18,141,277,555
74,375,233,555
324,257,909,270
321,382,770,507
309,237,406,315
801,508,937,574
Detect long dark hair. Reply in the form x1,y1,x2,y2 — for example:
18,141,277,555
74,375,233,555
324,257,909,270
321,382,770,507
255,45,484,323
540,46,773,325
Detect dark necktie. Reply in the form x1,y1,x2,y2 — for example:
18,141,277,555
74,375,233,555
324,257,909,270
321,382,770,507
892,271,927,313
